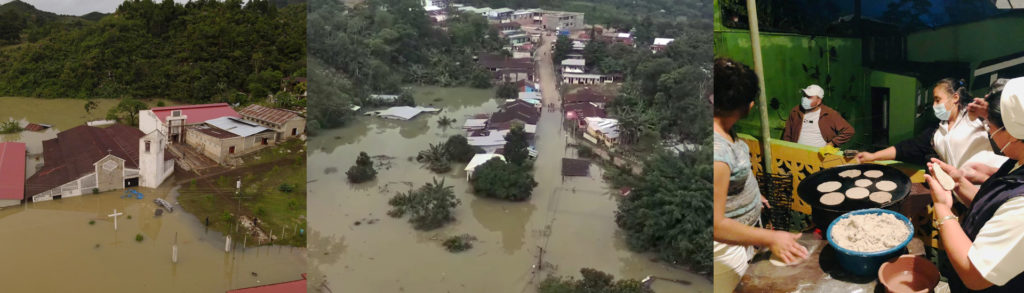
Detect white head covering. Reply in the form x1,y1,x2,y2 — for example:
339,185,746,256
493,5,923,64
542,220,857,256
802,84,825,99
999,77,1024,139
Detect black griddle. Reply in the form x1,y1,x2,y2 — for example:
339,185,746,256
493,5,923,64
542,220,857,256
797,164,911,229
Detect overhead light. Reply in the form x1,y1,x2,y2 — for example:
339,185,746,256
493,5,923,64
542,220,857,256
993,0,1024,9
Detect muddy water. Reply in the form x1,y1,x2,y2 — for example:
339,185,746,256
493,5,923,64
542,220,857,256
307,86,711,292
0,183,306,292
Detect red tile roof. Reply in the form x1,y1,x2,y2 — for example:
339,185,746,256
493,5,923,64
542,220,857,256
150,103,240,125
0,142,26,200
564,102,605,119
227,275,307,293
24,123,49,132
238,104,301,126
25,124,144,197
489,100,540,126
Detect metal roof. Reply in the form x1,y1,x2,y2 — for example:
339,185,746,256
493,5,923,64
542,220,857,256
238,104,301,126
150,103,240,125
561,59,586,66
205,117,273,137
653,38,675,46
0,142,26,200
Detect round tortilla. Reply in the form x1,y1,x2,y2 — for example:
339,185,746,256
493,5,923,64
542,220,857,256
820,192,845,205
855,179,872,187
876,180,898,191
817,181,842,193
864,170,884,178
839,169,862,178
846,187,870,199
869,191,893,203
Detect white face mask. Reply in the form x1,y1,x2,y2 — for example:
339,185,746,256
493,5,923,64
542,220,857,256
933,103,951,121
801,97,813,110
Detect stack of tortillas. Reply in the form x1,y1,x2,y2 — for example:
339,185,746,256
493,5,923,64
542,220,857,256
815,167,898,206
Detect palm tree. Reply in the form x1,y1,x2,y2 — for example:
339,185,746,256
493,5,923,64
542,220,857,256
417,143,452,173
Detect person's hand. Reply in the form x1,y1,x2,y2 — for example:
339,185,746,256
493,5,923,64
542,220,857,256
929,158,964,183
924,173,955,209
769,231,809,264
962,162,998,184
761,195,771,209
855,152,876,163
967,98,989,120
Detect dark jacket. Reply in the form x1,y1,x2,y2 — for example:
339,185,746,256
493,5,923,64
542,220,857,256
781,105,855,146
944,160,1024,293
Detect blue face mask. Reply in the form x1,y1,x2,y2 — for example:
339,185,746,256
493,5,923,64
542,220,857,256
933,103,950,121
801,97,813,110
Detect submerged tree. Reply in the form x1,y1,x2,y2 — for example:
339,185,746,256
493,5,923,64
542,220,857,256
538,268,652,293
470,158,536,201
346,152,377,183
387,177,461,230
443,135,476,163
503,125,530,166
496,81,518,100
417,143,452,173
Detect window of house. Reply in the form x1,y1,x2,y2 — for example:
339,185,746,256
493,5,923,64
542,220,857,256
229,146,235,154
292,128,297,135
262,138,268,145
145,141,151,153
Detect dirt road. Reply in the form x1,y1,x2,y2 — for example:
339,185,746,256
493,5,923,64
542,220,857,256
535,34,561,107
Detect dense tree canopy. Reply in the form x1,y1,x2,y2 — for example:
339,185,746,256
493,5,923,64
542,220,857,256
346,152,378,183
503,125,531,166
615,148,712,275
307,0,504,131
470,158,537,201
538,268,652,293
0,0,306,103
387,177,461,230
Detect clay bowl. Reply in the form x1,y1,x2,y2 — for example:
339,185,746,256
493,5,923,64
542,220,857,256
878,255,940,293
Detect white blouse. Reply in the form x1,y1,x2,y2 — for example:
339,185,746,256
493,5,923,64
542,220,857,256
933,112,1008,171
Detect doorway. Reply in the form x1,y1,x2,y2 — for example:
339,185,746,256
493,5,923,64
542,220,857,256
871,87,890,148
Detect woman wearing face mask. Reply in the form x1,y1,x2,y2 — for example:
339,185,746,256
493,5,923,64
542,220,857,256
923,77,1024,292
856,78,1007,182
714,58,808,293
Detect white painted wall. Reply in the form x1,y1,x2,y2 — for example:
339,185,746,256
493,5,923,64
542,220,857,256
139,110,160,135
139,130,172,188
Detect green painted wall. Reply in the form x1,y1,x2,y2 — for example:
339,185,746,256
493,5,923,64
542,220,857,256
713,0,921,149
869,71,921,143
908,15,1024,65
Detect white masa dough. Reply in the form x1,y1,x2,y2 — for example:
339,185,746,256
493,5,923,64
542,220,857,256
830,213,909,252
820,192,844,205
876,180,897,191
864,170,884,178
845,187,870,199
869,192,893,203
839,169,862,178
817,181,842,193
855,179,872,187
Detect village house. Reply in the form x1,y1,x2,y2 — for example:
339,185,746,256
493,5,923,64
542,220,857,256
486,8,515,22
238,104,306,141
564,102,606,129
540,11,584,31
477,53,535,82
184,117,277,165
488,99,541,135
25,124,175,202
139,103,240,144
651,38,675,53
464,154,506,180
467,129,509,153
564,87,615,108
561,58,585,73
512,9,541,26
584,117,620,147
0,142,26,207
562,73,610,85
368,106,441,120
492,21,521,33
512,43,534,59
518,91,542,108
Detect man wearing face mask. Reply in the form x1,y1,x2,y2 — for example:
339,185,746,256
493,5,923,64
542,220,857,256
857,78,1007,191
782,84,855,148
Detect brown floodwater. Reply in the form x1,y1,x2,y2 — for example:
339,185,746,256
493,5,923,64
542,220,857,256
0,98,305,292
307,86,711,292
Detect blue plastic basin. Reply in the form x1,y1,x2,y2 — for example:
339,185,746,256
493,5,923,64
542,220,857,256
826,208,914,276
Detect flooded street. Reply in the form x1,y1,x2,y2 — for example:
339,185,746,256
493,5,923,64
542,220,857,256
307,86,711,292
0,183,306,292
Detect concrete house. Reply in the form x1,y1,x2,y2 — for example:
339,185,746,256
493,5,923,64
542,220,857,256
25,124,175,202
0,142,26,207
652,38,675,53
238,104,306,141
541,11,584,31
561,58,585,73
139,103,240,144
185,117,277,165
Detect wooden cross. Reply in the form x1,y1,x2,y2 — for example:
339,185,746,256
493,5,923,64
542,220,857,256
108,209,123,230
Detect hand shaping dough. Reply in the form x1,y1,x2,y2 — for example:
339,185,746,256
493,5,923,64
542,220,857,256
817,181,842,193
876,180,898,191
932,165,956,191
864,170,884,178
869,191,893,203
855,179,872,187
820,192,845,205
846,187,870,199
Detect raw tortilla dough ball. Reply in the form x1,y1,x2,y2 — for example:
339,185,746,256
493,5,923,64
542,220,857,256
864,170,884,178
870,192,893,203
817,181,842,193
820,192,845,205
855,179,872,187
846,187,870,199
876,180,898,191
839,169,862,178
